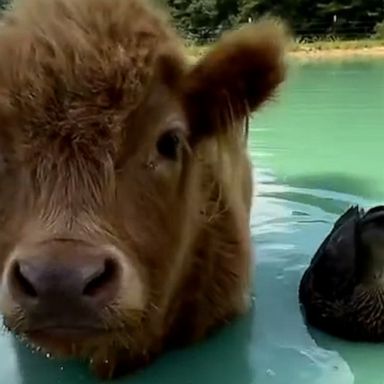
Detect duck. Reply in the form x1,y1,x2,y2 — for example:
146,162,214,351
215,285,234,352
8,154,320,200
299,205,384,341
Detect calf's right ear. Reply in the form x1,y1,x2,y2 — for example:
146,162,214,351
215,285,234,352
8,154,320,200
181,19,289,143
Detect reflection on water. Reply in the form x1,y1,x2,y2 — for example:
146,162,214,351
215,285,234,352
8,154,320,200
247,167,373,384
1,59,384,383
310,328,384,384
248,58,384,384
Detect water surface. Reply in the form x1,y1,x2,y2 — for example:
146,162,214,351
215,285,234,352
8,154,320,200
1,58,384,384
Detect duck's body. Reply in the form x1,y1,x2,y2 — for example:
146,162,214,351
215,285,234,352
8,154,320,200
299,205,384,341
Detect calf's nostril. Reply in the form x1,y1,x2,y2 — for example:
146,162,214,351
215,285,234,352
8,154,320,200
7,252,121,310
11,262,38,299
83,258,118,298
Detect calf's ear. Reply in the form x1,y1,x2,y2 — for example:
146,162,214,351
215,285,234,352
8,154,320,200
182,19,289,142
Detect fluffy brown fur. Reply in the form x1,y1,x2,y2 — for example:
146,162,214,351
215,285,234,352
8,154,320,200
0,0,288,379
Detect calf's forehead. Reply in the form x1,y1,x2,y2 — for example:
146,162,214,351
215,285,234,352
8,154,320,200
0,0,186,149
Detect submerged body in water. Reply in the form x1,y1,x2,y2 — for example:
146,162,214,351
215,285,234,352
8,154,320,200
300,205,384,341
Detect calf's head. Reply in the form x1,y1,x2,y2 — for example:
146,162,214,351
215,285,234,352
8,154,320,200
0,0,287,375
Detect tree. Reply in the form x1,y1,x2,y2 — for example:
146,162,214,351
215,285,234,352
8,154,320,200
0,0,9,10
166,0,384,41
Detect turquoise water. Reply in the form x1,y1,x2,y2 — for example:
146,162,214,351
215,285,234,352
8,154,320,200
1,58,384,383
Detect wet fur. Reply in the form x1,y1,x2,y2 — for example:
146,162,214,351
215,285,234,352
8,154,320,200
0,0,288,379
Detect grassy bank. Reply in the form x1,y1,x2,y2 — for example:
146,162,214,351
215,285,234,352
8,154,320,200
187,39,384,61
290,39,384,60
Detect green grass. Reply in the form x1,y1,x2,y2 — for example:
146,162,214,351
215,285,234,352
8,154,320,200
291,39,384,52
186,39,384,60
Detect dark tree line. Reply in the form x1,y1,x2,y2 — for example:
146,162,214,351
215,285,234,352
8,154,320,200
0,0,383,42
162,0,384,42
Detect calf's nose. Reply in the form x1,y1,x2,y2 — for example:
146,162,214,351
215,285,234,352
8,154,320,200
6,242,121,327
11,257,118,303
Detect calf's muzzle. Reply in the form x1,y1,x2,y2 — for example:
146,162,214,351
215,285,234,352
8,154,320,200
5,240,122,331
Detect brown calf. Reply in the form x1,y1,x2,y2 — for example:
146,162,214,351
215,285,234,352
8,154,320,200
0,0,287,379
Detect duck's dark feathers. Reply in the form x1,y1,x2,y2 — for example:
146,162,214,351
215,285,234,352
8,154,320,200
299,205,384,341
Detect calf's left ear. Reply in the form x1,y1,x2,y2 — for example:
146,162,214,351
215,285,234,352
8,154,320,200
182,19,289,141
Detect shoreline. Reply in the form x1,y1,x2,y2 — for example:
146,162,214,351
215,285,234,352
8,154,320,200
187,42,384,62
289,46,384,60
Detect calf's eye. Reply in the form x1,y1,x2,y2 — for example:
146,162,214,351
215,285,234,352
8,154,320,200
156,129,182,160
